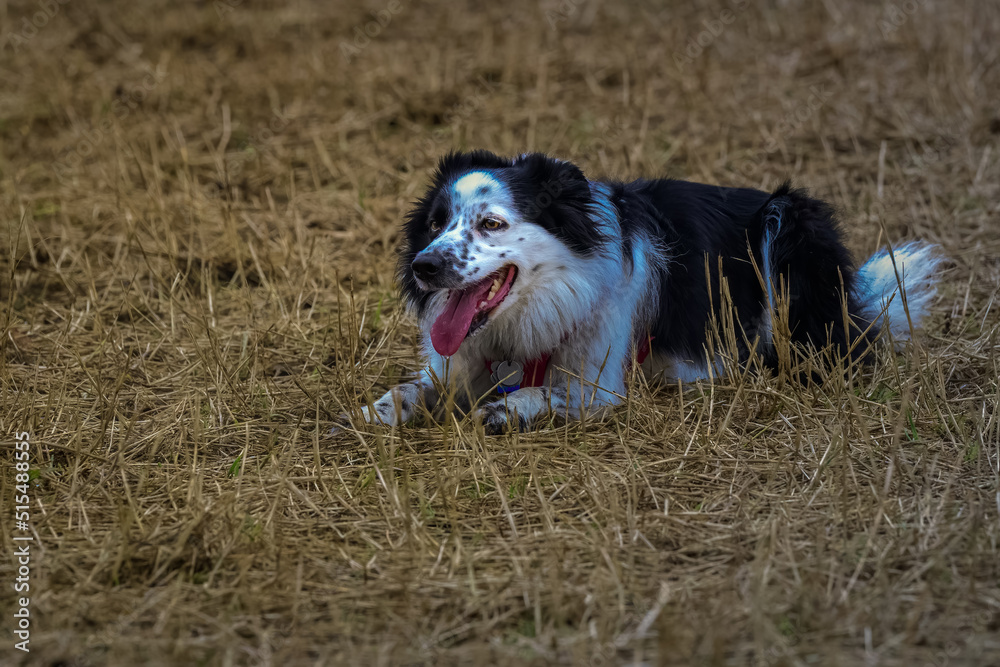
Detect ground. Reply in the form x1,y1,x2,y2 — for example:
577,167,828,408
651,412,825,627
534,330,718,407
1,0,999,665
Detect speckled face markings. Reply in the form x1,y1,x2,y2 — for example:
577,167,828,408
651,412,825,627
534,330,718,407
415,170,522,293
447,171,511,266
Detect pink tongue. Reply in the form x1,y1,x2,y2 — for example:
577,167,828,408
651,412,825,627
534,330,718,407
430,277,494,357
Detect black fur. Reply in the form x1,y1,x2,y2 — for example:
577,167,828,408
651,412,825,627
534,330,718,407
350,150,938,431
605,179,874,369
398,151,512,315
399,151,886,376
399,152,613,315
504,154,607,254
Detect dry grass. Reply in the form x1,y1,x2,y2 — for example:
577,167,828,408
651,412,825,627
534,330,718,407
2,0,999,664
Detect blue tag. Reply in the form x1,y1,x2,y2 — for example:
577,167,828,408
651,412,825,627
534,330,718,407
491,361,524,394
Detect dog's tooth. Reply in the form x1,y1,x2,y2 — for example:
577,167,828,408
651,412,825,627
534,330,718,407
486,277,501,301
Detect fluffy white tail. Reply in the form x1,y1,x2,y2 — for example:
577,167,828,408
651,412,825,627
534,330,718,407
856,242,943,341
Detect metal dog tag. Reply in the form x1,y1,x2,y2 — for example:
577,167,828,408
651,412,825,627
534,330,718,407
491,360,524,394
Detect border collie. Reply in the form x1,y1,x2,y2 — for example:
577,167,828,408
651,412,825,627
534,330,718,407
349,150,941,433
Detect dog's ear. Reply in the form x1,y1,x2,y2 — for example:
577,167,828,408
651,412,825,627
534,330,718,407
509,153,606,254
511,153,587,184
398,195,434,315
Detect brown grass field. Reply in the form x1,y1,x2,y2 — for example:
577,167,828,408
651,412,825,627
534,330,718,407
2,0,999,664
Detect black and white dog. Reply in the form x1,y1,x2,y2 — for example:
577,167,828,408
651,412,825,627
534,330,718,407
351,150,940,433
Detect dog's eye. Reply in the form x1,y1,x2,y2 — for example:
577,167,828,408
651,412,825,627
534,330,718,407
429,218,443,232
481,216,506,231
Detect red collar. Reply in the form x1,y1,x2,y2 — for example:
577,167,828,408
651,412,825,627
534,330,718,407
484,336,653,392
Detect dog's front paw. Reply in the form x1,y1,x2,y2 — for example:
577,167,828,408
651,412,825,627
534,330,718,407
330,407,368,434
333,404,390,434
477,402,528,435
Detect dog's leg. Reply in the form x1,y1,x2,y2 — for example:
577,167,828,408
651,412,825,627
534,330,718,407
345,349,488,428
476,350,627,433
359,379,434,426
477,387,551,434
344,371,439,428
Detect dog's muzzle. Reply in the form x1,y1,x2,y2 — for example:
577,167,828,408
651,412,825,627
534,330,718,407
412,249,462,288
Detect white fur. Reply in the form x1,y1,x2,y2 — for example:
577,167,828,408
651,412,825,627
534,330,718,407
351,179,665,430
412,182,665,424
855,242,942,341
759,199,783,350
347,167,941,433
453,171,500,199
411,171,519,293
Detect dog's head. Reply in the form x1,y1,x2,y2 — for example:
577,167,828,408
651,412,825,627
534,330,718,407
398,151,605,357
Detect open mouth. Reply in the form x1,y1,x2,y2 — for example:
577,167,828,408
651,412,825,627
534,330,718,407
430,265,518,356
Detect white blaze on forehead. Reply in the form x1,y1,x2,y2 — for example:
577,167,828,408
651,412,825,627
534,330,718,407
452,171,502,200
449,171,518,226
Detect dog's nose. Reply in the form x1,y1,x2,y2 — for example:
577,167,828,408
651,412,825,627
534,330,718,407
412,253,445,282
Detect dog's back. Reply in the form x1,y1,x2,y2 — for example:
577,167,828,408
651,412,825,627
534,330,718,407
605,178,941,377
